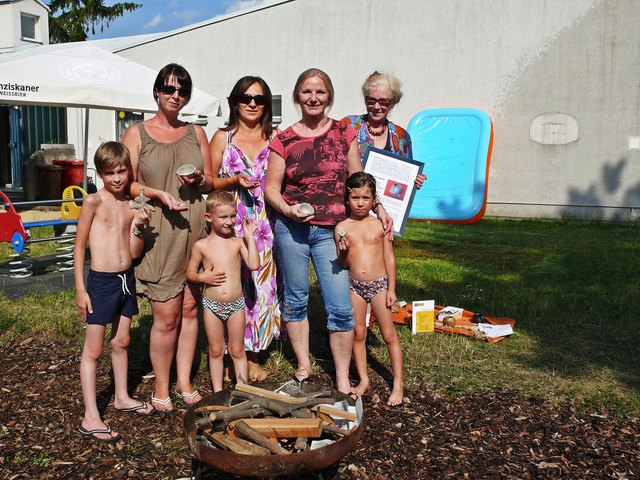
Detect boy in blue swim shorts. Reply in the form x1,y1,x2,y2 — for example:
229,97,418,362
335,172,404,406
74,142,154,443
186,191,260,392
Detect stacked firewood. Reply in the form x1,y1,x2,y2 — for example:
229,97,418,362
193,384,358,455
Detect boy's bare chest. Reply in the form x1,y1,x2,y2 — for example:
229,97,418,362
203,239,241,268
94,202,132,233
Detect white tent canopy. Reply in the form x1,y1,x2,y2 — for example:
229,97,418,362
0,42,220,189
0,42,219,114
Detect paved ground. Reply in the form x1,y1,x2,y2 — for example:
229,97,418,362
0,254,86,299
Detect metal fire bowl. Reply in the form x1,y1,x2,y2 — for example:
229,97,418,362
183,382,364,478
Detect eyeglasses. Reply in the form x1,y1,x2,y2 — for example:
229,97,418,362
365,96,392,108
158,85,190,97
239,94,267,106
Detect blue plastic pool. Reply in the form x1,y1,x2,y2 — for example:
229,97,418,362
407,108,493,222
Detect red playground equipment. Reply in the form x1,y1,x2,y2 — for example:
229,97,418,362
0,191,28,255
1,187,86,277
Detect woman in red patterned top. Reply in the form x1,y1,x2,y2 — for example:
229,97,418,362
265,68,391,394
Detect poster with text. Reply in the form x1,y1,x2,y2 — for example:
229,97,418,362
363,147,424,236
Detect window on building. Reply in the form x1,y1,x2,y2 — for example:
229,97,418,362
189,115,209,126
20,14,37,41
116,111,144,142
272,95,282,125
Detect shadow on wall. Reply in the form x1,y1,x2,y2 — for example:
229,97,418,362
490,0,640,221
562,156,640,221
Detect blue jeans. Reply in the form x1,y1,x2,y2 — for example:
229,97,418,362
274,216,354,331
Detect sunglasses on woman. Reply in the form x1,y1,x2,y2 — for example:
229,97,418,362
158,85,190,97
365,96,392,108
239,94,267,106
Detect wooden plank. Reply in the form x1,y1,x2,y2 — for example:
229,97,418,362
226,427,283,444
318,412,335,426
311,404,357,422
233,421,291,455
205,431,271,456
231,418,323,438
234,384,306,404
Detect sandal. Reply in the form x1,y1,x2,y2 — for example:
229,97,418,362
151,391,175,415
174,389,202,406
79,426,121,444
292,366,312,383
115,400,155,416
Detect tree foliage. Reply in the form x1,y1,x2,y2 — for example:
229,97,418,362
48,0,142,43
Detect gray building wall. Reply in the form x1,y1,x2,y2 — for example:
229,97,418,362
112,0,640,221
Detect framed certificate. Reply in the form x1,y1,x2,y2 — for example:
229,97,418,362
362,147,424,236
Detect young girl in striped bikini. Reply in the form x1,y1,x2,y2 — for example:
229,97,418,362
335,172,403,406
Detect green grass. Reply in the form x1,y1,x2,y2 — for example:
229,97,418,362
12,451,52,468
0,290,80,342
1,217,638,418
0,226,63,261
382,218,640,417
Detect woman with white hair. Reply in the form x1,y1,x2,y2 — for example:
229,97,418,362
341,71,416,160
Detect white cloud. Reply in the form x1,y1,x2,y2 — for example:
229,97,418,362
225,0,266,14
144,14,163,30
174,9,200,24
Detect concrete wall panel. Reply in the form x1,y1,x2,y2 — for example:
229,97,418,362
107,0,639,220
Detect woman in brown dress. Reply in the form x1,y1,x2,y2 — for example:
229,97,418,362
123,63,216,413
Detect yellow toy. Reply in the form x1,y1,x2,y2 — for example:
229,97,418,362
61,185,87,220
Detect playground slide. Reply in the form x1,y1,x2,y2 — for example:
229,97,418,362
407,108,493,223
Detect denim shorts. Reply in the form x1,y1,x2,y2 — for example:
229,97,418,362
273,216,354,332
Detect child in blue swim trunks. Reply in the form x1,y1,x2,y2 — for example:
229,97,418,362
335,172,403,406
74,142,154,443
186,191,260,392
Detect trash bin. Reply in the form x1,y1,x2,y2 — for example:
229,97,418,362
52,159,85,191
37,164,64,200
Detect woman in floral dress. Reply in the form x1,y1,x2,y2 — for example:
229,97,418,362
209,76,281,381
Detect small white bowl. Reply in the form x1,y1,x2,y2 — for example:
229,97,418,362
176,164,196,178
298,203,315,215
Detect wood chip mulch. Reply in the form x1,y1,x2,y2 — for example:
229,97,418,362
0,336,638,479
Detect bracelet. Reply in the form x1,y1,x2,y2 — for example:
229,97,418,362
198,175,206,188
132,226,144,238
372,202,381,211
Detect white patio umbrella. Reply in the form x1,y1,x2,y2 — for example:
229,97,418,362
0,42,220,189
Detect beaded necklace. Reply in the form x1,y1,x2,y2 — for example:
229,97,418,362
365,119,388,137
